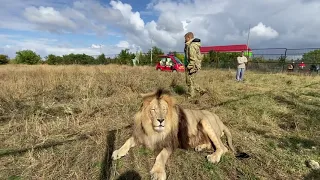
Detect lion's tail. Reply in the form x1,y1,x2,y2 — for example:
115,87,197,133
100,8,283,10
223,126,236,154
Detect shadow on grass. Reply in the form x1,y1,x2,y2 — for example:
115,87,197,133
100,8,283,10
303,169,320,180
245,127,268,136
99,129,116,180
171,85,187,95
0,132,95,157
301,91,320,99
273,95,320,130
258,132,318,153
304,82,320,88
116,170,142,180
99,125,132,180
245,127,318,153
212,93,267,107
277,136,318,152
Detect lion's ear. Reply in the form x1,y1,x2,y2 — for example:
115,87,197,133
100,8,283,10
161,94,176,107
139,90,158,99
141,96,155,107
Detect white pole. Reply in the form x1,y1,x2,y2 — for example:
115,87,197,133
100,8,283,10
246,24,251,56
151,39,153,64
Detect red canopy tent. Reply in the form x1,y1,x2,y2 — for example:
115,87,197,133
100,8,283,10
200,44,251,54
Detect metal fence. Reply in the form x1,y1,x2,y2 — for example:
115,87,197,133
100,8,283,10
250,48,320,60
247,48,320,73
93,47,320,73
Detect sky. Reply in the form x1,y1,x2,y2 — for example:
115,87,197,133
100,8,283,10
0,0,320,58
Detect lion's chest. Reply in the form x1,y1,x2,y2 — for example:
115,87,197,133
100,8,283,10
139,132,178,151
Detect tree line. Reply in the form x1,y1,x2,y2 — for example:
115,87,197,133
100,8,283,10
1,48,320,67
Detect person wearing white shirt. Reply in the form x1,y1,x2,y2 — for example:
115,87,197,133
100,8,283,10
236,51,248,81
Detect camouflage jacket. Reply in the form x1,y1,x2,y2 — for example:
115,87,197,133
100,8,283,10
184,38,202,73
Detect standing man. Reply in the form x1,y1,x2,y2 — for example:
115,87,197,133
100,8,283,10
236,51,248,81
184,32,206,98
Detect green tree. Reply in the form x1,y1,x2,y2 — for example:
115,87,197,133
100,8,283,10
251,56,267,63
174,53,185,62
0,54,9,65
117,49,135,65
302,49,320,64
61,53,95,64
202,50,216,67
15,50,41,65
215,52,240,68
278,54,287,72
46,54,63,65
97,53,108,64
145,46,164,65
137,52,149,65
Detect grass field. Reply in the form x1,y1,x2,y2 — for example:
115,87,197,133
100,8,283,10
0,64,319,180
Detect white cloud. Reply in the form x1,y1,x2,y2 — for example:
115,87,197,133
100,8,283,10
1,0,320,57
110,1,145,31
90,44,103,49
1,37,129,58
116,41,130,49
250,22,279,40
24,6,77,32
116,41,142,53
156,12,184,33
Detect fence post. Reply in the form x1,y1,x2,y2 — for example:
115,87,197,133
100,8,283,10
284,48,288,72
282,48,288,72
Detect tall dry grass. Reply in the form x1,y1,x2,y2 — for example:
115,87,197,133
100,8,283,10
0,64,319,180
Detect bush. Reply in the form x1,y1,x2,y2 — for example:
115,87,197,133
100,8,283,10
15,50,41,65
62,53,95,64
174,52,185,62
46,54,63,65
97,54,108,64
0,54,9,65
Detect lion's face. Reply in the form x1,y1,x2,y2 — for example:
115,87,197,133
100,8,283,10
148,98,169,132
138,89,178,137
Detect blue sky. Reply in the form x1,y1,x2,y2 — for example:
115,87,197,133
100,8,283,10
0,0,156,57
1,0,320,58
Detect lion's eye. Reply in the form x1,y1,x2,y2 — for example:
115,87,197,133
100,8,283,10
151,108,156,111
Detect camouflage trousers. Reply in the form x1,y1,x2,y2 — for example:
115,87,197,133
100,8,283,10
185,70,205,98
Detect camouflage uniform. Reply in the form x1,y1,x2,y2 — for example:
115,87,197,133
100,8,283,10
184,38,205,98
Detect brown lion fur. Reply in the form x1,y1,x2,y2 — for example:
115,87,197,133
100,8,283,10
112,88,238,180
132,88,180,151
132,88,235,152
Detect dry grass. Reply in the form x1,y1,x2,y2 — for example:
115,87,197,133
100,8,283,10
0,64,319,180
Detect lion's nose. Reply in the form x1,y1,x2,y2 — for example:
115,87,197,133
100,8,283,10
157,119,164,123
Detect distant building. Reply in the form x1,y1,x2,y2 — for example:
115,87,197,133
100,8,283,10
200,44,252,57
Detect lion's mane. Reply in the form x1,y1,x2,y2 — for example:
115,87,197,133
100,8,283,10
132,89,189,151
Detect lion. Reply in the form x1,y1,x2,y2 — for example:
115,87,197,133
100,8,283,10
112,88,238,180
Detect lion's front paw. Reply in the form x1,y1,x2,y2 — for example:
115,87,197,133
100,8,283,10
195,146,202,152
150,167,166,180
195,145,205,152
112,149,126,160
206,153,221,164
195,144,210,152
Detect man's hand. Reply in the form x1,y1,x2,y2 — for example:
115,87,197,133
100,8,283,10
187,64,197,74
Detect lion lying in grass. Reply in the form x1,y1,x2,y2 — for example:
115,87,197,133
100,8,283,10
112,89,238,180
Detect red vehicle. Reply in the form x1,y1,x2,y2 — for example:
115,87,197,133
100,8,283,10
155,54,185,72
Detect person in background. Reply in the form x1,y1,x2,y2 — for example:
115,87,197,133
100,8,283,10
287,62,294,73
299,61,306,70
236,51,248,81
